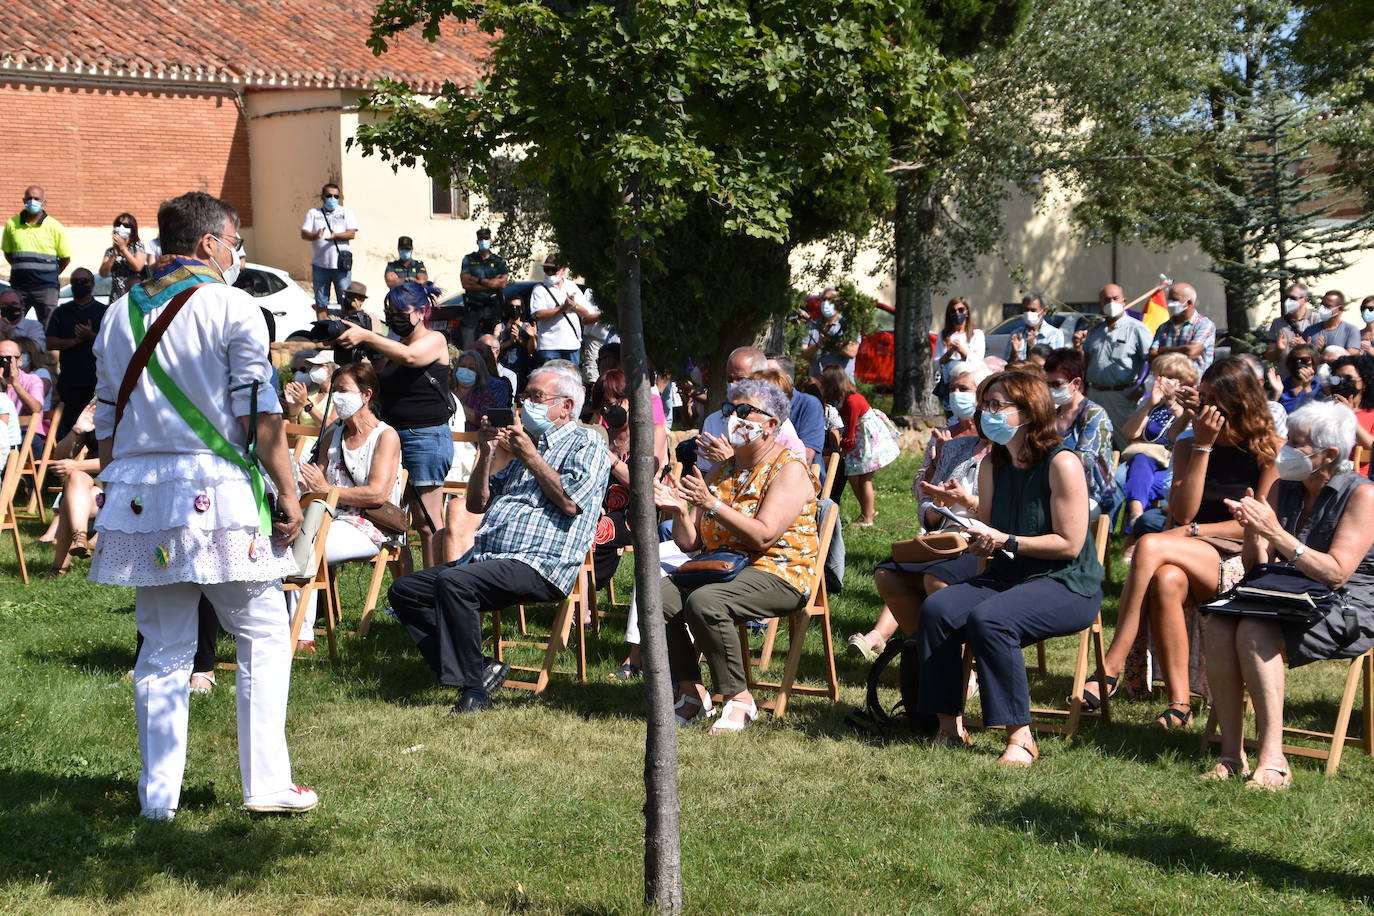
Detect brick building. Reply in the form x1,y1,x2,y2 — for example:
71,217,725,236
0,0,489,292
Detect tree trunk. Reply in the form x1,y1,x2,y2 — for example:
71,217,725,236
893,180,939,417
616,178,683,915
1221,230,1250,336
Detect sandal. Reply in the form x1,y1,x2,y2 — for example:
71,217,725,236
673,693,715,727
933,729,974,749
70,532,90,559
1156,701,1194,729
607,662,641,682
189,672,216,695
708,698,758,735
1245,765,1292,792
996,735,1039,767
1075,673,1118,711
845,633,886,663
1198,756,1250,782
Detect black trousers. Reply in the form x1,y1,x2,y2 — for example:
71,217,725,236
135,595,220,672
55,386,95,439
389,558,563,689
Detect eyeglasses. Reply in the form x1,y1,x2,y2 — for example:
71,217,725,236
521,391,565,405
983,399,1018,413
215,233,245,252
720,402,774,420
115,222,133,229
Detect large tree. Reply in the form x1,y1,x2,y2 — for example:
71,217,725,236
358,1,964,909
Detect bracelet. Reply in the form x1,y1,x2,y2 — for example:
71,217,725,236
1192,445,1212,453
1188,521,1199,537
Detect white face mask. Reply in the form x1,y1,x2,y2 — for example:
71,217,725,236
1275,444,1316,481
1023,310,1042,328
1283,297,1303,316
726,416,766,448
210,235,240,287
1050,382,1074,407
333,391,364,420
1103,300,1124,319
308,365,329,385
1312,306,1334,324
1166,300,1188,318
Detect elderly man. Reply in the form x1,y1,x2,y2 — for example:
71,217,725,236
1005,292,1064,360
476,332,518,391
1149,281,1215,373
388,363,610,714
1303,289,1361,357
2,185,70,324
0,285,45,350
92,190,310,819
1083,283,1152,449
1265,282,1312,372
46,272,106,437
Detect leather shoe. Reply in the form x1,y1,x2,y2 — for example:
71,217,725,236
481,659,511,694
451,692,492,715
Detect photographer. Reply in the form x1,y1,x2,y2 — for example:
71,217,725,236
331,281,374,366
0,338,46,452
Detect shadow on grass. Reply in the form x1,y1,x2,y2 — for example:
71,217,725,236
26,641,136,677
0,768,328,902
976,794,1374,904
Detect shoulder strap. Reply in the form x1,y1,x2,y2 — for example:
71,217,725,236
113,285,200,437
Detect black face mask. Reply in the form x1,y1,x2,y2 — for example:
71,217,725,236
386,311,416,337
70,282,94,300
0,306,21,322
602,404,628,429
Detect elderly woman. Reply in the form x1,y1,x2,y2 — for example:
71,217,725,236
654,378,818,734
846,360,992,661
282,350,335,427
1203,401,1374,788
292,362,403,651
452,347,514,430
337,281,452,567
914,370,1103,765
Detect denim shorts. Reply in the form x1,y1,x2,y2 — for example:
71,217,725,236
396,423,455,488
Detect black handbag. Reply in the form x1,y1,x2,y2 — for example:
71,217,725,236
1202,562,1345,625
670,549,750,589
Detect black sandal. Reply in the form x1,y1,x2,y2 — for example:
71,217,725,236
607,662,641,682
1156,701,1194,729
1074,673,1118,711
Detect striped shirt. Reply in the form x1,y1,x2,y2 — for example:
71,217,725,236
1151,312,1216,372
469,419,610,593
2,212,70,291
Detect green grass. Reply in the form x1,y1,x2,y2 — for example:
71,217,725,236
3,456,1374,913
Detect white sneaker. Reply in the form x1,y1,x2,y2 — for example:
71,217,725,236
139,807,176,821
242,785,318,813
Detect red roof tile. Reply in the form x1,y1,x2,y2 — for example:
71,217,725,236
0,0,488,94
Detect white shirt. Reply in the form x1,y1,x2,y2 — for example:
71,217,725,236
93,280,282,459
531,278,598,351
300,206,359,270
496,363,518,390
0,391,17,449
935,329,986,381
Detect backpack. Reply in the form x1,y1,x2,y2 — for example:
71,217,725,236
842,638,938,738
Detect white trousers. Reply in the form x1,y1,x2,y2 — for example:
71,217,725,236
286,521,380,637
134,579,295,812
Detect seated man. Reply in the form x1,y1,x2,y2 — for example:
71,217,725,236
388,363,610,714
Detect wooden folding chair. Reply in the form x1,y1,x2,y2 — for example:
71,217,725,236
15,409,51,522
284,422,320,466
0,444,30,583
489,550,594,694
285,489,340,663
355,469,411,637
740,500,841,719
817,451,841,503
1201,649,1374,775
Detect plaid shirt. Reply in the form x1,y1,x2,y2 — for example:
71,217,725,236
1151,312,1216,372
469,420,610,593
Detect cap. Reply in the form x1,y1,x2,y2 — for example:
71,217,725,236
476,227,492,240
542,252,566,274
345,280,367,299
304,351,334,366
397,236,413,248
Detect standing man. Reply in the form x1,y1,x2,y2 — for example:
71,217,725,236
459,228,509,348
384,236,428,288
1264,282,1311,372
1303,290,1361,356
300,182,358,320
1083,283,1152,449
530,253,598,365
2,185,70,325
1149,281,1216,374
46,270,106,439
800,295,859,379
1005,293,1064,360
92,191,313,820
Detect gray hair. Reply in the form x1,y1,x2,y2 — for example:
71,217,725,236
158,191,239,256
456,348,491,387
529,364,585,419
1287,400,1357,474
727,347,768,375
1236,352,1266,382
948,359,992,387
726,378,790,426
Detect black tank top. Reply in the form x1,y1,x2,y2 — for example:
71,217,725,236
1195,443,1261,523
378,360,453,429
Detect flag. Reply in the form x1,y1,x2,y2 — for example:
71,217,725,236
1139,288,1169,335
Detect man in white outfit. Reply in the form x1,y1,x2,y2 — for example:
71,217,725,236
91,191,313,820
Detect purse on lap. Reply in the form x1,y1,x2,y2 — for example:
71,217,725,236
889,531,967,565
1202,562,1344,625
670,549,750,589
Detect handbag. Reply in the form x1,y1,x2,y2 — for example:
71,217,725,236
1202,562,1344,625
363,501,408,535
670,549,750,589
890,531,967,565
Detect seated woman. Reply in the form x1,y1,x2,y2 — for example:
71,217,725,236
44,402,100,577
283,350,335,427
655,378,817,734
1086,357,1280,723
451,348,513,430
1279,344,1319,414
1203,401,1374,788
292,363,404,650
846,360,992,661
1117,353,1199,551
913,369,1103,765
1044,348,1115,516
1326,356,1374,474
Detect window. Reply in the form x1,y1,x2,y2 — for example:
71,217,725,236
431,173,470,219
238,268,286,298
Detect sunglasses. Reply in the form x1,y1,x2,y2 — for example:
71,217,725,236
720,402,774,421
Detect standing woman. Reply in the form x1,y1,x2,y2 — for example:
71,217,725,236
336,280,452,568
914,370,1103,764
819,366,900,527
98,213,148,303
934,297,985,392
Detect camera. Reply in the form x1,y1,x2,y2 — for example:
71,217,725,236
308,319,349,343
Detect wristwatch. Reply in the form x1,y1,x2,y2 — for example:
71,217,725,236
1004,534,1018,556
706,498,722,518
1290,543,1306,562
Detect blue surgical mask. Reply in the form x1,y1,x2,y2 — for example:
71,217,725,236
979,409,1021,445
323,196,340,212
820,302,837,319
949,390,977,420
23,199,42,215
455,367,478,387
478,240,492,252
1363,308,1374,325
521,400,555,438
398,249,413,260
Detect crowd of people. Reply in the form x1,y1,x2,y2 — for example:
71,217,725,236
8,182,1374,818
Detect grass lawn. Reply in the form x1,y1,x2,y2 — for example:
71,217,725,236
3,454,1373,914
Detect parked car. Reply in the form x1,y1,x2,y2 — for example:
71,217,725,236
58,274,114,304
983,310,1102,360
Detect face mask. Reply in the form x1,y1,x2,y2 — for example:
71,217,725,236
1312,306,1334,323
0,306,20,323
70,282,94,299
1276,445,1316,481
1362,309,1374,325
454,367,478,387
210,236,240,286
398,249,413,260
521,400,555,438
727,416,766,447
114,226,131,239
948,390,977,420
1024,310,1042,328
23,199,41,215
1104,300,1124,319
478,240,492,252
1050,383,1075,407
1283,297,1303,316
602,404,628,429
1316,363,1332,386
953,311,967,325
1166,300,1187,318
820,302,837,319
333,391,364,420
386,310,417,337
309,365,329,385
979,410,1021,445
323,196,340,212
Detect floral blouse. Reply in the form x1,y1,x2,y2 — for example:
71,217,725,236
700,449,819,596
